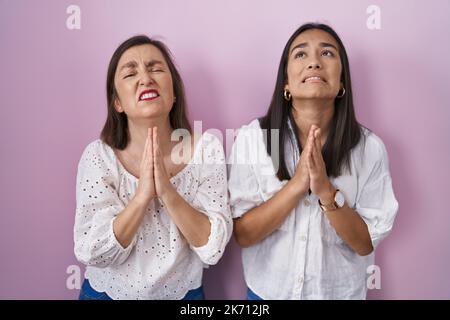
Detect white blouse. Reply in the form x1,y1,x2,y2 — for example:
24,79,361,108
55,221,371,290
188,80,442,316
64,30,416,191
74,132,232,300
228,119,398,300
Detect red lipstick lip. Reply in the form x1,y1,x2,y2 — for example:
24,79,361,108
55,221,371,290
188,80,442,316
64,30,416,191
138,89,160,101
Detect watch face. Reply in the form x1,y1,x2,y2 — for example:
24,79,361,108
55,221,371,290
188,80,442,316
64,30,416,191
335,191,345,207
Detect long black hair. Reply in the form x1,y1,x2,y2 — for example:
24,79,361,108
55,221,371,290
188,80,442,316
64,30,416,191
101,35,191,150
259,23,363,180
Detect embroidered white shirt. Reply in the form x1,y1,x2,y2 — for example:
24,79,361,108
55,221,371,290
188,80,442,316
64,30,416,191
74,132,232,299
228,119,398,300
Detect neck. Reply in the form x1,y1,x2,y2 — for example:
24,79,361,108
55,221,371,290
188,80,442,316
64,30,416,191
291,98,334,147
126,117,173,156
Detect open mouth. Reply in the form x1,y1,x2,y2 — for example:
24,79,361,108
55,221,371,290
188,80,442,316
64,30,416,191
302,76,326,83
139,89,160,101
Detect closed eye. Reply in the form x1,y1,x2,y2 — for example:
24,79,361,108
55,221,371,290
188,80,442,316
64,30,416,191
123,73,135,79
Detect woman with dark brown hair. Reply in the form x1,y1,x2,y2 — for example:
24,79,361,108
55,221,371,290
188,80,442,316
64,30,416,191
74,35,231,300
229,23,398,299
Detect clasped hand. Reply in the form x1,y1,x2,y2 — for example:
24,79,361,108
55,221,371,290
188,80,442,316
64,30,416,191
293,125,335,202
136,127,175,204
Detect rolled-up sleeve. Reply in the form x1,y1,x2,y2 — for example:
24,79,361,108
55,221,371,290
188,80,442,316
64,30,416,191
355,135,399,248
228,126,266,219
190,134,232,265
74,142,137,268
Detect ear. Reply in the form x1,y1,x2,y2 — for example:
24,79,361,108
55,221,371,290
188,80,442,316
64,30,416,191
114,96,124,113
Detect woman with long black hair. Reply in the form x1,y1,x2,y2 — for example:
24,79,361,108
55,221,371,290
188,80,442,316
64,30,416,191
229,23,398,299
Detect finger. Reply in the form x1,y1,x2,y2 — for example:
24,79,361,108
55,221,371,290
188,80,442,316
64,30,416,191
314,129,326,168
148,127,153,170
301,130,313,164
152,127,158,155
152,127,164,172
308,128,316,151
139,129,150,172
307,133,317,169
310,131,318,156
153,127,160,158
306,148,315,174
314,129,324,165
142,128,150,162
312,134,325,169
314,128,321,153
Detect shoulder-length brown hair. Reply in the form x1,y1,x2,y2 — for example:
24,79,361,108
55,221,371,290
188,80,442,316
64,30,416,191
101,35,192,149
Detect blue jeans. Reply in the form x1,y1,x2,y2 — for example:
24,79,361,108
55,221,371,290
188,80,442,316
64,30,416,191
247,287,263,300
79,279,205,300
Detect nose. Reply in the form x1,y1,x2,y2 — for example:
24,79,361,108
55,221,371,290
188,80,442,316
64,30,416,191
139,70,155,86
307,61,321,70
308,54,322,70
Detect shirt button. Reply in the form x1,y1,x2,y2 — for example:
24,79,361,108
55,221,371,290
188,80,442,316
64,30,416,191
300,235,307,241
303,200,310,207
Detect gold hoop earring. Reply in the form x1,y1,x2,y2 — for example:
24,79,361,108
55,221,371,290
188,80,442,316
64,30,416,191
337,87,346,98
283,89,291,101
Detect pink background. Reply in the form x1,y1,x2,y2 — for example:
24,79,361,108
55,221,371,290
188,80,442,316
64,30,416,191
1,0,449,299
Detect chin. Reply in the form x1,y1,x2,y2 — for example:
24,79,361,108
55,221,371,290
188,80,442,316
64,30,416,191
298,94,325,100
299,91,335,100
142,105,173,118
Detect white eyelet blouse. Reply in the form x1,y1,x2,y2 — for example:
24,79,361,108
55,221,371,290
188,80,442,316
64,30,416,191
228,119,399,300
74,132,232,300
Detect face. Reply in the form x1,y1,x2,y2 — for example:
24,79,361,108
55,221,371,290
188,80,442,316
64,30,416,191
114,44,175,121
285,29,343,101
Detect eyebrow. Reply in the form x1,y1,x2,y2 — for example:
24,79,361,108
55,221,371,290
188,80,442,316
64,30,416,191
119,59,164,72
290,42,338,54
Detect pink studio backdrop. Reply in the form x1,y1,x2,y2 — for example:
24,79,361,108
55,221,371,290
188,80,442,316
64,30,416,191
1,0,449,299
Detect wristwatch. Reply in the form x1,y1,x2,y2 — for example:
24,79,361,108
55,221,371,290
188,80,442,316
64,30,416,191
318,189,345,212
